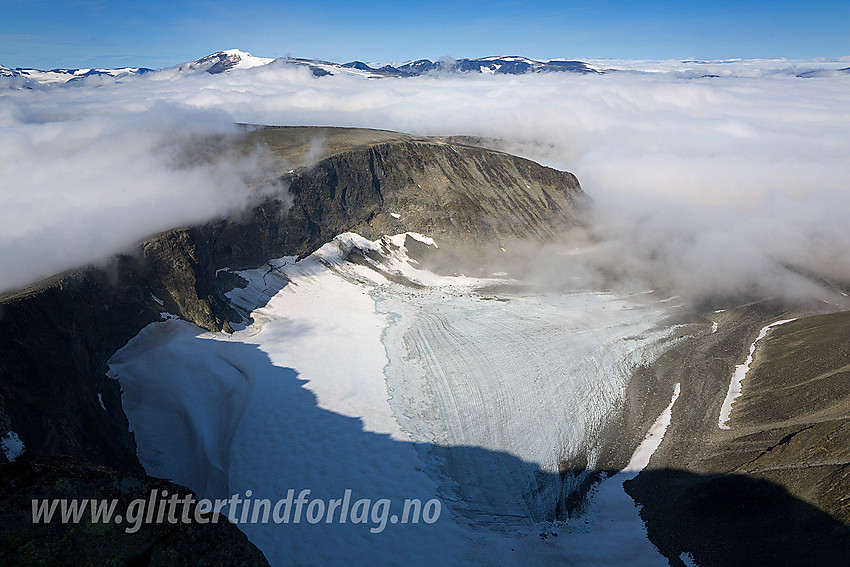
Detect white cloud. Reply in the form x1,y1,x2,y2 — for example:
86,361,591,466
0,100,287,292
1,62,849,305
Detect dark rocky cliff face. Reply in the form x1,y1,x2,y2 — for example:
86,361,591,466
0,127,586,472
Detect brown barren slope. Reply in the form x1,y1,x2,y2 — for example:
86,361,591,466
626,309,850,567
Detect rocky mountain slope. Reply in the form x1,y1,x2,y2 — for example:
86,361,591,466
1,458,269,565
624,307,850,566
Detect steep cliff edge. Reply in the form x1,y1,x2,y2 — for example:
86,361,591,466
0,126,586,471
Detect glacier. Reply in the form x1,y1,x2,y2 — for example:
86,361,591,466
109,232,683,565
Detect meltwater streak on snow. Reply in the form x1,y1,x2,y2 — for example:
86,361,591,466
718,319,796,429
111,232,681,566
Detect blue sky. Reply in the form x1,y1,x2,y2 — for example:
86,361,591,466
2,0,848,69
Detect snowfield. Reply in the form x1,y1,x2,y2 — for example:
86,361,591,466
109,232,682,565
718,318,796,429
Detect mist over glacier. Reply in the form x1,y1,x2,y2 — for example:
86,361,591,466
2,58,849,303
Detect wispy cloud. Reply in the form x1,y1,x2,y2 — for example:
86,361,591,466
0,100,287,292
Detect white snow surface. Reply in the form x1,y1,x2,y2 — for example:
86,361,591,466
110,232,682,565
718,319,796,429
220,49,274,70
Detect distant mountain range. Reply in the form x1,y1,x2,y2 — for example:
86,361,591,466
0,64,156,85
0,49,602,86
323,54,601,77
173,49,605,77
3,49,849,86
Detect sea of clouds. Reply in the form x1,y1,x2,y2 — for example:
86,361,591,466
1,58,849,305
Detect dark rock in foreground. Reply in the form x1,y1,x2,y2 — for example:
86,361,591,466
0,458,269,566
624,469,850,567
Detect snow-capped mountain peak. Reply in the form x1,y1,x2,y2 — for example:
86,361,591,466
177,49,274,74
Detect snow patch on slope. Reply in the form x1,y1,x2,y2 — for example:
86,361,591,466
718,319,796,429
624,383,681,474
